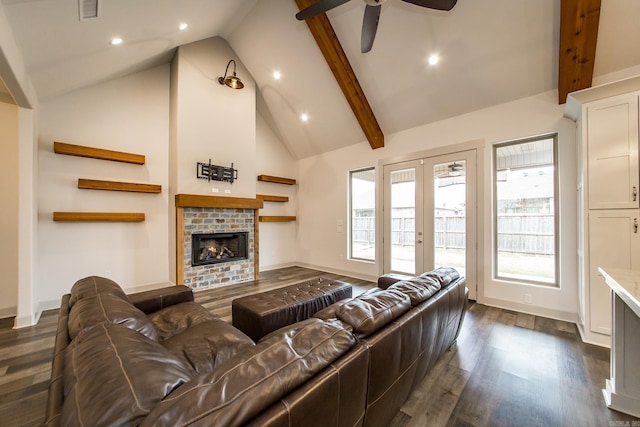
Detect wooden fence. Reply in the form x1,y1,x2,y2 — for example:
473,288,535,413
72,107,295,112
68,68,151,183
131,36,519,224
352,213,554,255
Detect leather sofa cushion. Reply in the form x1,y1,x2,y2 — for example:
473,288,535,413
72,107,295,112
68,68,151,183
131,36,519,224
68,275,128,307
377,273,413,290
161,319,255,374
313,299,351,322
421,266,460,287
148,301,219,340
62,323,194,426
68,292,159,341
336,289,411,337
388,276,441,306
140,318,356,427
312,287,391,323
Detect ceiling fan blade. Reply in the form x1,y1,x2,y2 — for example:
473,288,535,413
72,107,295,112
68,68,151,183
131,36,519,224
361,4,381,53
296,0,352,20
400,0,457,11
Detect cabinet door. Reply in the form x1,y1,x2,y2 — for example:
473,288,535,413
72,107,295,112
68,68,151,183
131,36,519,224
587,95,639,209
588,210,640,335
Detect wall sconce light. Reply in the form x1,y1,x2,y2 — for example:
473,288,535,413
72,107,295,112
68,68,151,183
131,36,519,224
218,59,244,89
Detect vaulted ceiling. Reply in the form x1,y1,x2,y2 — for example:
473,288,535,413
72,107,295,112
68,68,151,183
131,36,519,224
2,0,640,158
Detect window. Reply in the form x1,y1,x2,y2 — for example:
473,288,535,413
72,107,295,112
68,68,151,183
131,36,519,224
349,167,375,261
493,134,558,285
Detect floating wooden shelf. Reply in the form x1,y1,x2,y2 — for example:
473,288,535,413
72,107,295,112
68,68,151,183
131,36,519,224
259,215,296,222
53,212,145,222
78,179,161,193
257,175,296,185
257,194,289,203
54,141,145,165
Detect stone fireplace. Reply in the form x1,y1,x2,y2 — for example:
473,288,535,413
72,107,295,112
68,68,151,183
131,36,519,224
175,194,263,289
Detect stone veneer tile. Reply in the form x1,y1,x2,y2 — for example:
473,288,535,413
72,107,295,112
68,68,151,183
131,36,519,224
182,207,255,290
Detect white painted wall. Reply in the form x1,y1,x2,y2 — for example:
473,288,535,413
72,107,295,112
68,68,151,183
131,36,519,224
15,107,37,326
297,90,579,322
0,4,36,107
36,65,171,306
256,112,298,270
171,37,256,199
1,3,39,326
169,37,258,284
0,100,19,317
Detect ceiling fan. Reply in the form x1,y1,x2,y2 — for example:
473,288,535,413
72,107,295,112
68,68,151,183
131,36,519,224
435,162,464,178
295,0,457,53
446,162,464,176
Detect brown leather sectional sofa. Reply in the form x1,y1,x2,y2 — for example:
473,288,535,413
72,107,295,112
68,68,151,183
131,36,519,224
45,268,468,426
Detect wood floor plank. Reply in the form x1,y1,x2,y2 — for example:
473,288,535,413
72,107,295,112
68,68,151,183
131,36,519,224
0,267,638,426
515,311,536,329
403,362,471,426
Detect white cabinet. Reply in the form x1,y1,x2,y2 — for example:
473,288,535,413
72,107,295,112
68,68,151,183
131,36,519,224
587,95,639,209
588,210,640,335
567,80,640,348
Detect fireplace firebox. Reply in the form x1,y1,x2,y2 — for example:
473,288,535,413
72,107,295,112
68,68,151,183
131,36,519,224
191,232,248,267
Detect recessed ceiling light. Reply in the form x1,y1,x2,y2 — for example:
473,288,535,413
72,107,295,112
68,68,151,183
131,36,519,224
428,54,439,66
179,23,188,31
273,70,281,80
300,113,309,122
110,37,123,46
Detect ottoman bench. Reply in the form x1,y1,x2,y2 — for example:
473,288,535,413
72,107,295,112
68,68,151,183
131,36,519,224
232,278,352,341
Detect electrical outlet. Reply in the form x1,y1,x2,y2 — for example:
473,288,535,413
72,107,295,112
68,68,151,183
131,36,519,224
524,294,532,304
212,188,219,193
224,189,231,194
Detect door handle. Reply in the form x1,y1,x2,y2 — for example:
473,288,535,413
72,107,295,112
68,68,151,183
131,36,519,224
634,186,638,202
635,218,638,234
416,240,423,243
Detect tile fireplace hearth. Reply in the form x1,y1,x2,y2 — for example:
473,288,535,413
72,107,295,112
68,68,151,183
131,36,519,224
175,194,263,289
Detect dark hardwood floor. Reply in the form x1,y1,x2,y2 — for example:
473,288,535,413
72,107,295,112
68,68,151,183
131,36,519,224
0,266,637,426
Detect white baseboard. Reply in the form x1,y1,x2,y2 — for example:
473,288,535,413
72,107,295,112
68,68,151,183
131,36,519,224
481,296,579,325
125,281,175,295
13,310,41,328
38,299,62,313
576,322,611,348
259,262,297,272
295,262,378,283
0,306,16,320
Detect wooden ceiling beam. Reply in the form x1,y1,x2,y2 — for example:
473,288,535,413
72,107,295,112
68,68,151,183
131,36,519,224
294,0,384,149
558,0,601,104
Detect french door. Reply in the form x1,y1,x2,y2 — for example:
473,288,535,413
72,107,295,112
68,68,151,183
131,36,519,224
383,150,477,299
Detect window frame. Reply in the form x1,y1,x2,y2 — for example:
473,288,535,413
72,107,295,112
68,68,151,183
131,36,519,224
492,133,560,287
348,166,376,262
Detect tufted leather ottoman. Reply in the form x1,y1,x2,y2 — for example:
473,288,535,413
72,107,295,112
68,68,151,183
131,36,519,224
232,278,352,341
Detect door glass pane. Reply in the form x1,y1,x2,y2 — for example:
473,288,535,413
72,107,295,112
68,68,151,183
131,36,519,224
433,161,466,277
350,167,375,261
390,168,415,273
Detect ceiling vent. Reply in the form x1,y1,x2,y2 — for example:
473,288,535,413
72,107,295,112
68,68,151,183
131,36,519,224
79,0,99,21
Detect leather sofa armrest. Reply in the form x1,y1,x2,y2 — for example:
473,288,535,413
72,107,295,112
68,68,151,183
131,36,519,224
128,285,194,314
45,294,71,427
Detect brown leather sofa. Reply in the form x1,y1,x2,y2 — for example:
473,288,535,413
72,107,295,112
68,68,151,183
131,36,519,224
45,268,468,427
